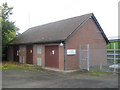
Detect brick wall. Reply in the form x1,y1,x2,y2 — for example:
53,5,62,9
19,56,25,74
58,45,64,70
65,18,107,70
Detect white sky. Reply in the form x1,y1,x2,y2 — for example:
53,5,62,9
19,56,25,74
0,0,119,39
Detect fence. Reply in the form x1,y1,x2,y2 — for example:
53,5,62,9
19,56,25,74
79,44,90,71
89,43,120,73
107,43,120,72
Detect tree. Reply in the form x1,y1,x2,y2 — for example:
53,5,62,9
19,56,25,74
1,2,20,60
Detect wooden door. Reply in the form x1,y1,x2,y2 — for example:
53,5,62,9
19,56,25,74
45,45,59,68
26,45,33,64
14,46,19,62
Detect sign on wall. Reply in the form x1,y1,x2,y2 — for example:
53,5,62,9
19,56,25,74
67,49,76,55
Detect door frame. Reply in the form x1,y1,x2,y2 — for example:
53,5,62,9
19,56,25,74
14,45,19,62
26,45,33,64
45,45,59,68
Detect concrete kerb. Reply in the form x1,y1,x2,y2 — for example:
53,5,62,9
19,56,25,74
43,67,78,73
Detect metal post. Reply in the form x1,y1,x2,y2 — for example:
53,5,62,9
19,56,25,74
79,45,82,69
64,43,66,71
87,44,90,71
114,43,116,72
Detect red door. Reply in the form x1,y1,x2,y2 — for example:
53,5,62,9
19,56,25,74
26,45,33,64
14,46,19,62
45,45,59,68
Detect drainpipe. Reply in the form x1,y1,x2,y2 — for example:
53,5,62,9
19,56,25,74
64,43,66,71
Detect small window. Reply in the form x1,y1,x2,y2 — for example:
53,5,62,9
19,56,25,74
37,58,42,66
37,46,41,54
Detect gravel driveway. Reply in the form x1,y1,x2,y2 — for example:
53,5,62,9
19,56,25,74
2,69,118,88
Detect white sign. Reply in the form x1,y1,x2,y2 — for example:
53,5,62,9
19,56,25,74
67,49,76,55
52,50,54,55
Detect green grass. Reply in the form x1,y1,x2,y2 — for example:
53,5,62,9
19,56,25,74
89,70,107,74
77,69,108,77
78,69,107,74
1,61,42,72
88,70,114,77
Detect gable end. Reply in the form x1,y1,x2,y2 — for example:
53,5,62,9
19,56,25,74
64,13,109,44
64,13,92,43
91,13,109,44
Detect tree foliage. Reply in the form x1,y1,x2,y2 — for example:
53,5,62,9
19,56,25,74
1,2,20,60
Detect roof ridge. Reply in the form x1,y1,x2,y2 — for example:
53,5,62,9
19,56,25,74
22,13,92,34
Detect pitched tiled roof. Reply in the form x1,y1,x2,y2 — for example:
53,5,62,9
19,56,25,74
12,13,109,45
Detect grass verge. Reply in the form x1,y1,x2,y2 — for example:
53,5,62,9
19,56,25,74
89,70,107,74
1,61,42,72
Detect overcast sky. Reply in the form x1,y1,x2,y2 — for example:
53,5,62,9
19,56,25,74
0,0,119,39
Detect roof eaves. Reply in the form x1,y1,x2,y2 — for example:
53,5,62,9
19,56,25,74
10,40,65,46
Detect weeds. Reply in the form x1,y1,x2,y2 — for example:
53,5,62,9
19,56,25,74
1,61,42,72
89,70,107,74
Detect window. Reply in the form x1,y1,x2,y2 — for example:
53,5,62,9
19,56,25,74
37,58,42,66
37,46,41,54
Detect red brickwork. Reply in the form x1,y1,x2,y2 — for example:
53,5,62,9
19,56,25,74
65,18,107,70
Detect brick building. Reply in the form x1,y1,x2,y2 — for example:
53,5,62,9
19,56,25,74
8,13,109,70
